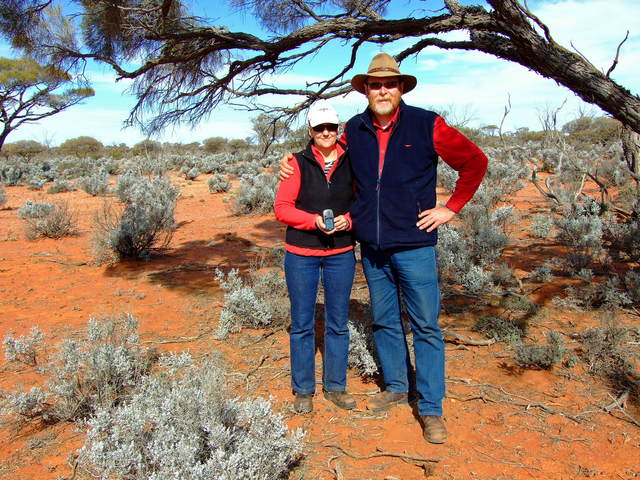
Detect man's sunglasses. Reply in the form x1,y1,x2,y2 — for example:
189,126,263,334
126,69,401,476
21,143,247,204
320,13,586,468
311,123,339,133
366,80,400,90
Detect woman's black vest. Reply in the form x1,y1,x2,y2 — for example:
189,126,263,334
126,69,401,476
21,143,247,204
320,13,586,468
285,141,355,250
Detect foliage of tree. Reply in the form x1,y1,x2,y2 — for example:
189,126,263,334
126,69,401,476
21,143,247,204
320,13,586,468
57,135,103,157
202,136,228,154
561,116,621,147
2,0,637,136
1,140,47,160
251,114,290,154
0,57,94,150
131,139,162,156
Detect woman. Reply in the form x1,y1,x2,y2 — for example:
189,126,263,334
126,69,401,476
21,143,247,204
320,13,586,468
274,101,355,414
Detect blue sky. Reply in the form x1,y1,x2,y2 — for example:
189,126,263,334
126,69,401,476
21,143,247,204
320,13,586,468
2,0,639,146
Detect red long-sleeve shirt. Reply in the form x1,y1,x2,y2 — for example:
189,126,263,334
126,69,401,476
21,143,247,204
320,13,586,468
342,114,487,213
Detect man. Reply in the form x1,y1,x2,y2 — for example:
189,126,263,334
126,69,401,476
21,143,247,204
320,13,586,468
281,53,487,444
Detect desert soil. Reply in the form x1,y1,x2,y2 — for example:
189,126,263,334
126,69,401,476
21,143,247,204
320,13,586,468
0,175,638,480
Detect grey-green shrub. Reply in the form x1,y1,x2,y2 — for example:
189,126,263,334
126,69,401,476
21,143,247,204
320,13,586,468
94,175,179,260
48,314,154,421
1,314,155,423
232,173,277,215
77,354,304,480
18,200,53,219
3,326,45,366
347,316,379,377
78,169,110,196
530,214,553,239
514,330,565,369
0,185,6,207
24,201,77,240
47,180,76,194
2,387,48,419
214,268,288,339
579,315,639,391
554,198,603,270
473,315,525,344
208,174,231,193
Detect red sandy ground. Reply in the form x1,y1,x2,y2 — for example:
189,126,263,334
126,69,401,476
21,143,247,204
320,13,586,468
0,175,638,480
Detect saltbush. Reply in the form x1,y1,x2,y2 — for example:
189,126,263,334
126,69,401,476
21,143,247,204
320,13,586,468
347,316,379,377
3,326,45,366
554,197,604,270
214,268,288,339
18,200,53,219
232,173,277,215
94,175,179,260
208,174,231,193
473,315,525,344
0,185,6,207
579,314,639,391
47,180,76,194
1,314,155,423
78,169,110,196
24,201,77,240
514,330,565,369
77,355,304,480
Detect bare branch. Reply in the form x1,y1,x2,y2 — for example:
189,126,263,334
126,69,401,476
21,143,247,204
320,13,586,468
606,30,629,78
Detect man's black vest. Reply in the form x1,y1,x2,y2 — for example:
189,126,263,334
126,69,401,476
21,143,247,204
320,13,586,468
345,101,439,250
285,142,354,250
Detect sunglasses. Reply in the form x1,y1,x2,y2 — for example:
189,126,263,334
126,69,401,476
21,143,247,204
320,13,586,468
366,80,400,90
311,123,339,133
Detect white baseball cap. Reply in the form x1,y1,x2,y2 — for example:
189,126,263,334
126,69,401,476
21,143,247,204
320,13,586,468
307,100,339,128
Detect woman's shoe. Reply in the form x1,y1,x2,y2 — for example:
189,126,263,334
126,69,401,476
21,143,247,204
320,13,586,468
293,393,313,414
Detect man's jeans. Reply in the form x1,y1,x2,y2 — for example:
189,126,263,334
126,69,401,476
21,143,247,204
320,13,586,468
284,250,355,394
361,244,445,416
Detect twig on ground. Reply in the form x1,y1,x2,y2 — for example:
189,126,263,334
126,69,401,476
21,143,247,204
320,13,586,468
146,328,214,345
602,391,640,428
447,377,583,423
548,436,590,443
443,331,496,346
327,456,345,480
474,448,542,471
324,444,440,464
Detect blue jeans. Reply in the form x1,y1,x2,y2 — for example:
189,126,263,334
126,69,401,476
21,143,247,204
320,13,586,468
361,244,445,416
285,250,355,394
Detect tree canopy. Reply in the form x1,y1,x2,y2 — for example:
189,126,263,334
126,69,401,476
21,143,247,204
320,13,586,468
3,0,639,135
0,56,94,150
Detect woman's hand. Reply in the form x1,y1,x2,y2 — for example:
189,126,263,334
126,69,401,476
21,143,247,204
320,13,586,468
315,214,349,234
279,153,295,181
333,215,350,232
315,215,333,233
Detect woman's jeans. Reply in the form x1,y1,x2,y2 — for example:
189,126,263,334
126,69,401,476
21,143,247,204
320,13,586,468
361,244,445,416
284,250,355,394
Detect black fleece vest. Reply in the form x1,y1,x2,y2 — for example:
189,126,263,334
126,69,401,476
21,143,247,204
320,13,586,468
285,142,354,250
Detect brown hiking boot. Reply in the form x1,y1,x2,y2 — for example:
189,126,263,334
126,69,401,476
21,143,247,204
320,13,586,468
421,415,447,444
293,393,313,414
323,391,356,410
367,390,409,412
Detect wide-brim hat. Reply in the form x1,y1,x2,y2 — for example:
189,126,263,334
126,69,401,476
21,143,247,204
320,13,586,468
351,53,417,94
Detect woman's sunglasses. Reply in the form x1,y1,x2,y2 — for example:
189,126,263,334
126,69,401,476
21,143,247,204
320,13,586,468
311,123,339,133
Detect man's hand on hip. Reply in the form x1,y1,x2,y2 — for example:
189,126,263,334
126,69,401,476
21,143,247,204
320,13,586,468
278,153,295,180
417,205,456,232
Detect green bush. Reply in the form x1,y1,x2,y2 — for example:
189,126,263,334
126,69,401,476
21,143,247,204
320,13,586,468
473,315,525,344
514,330,565,369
